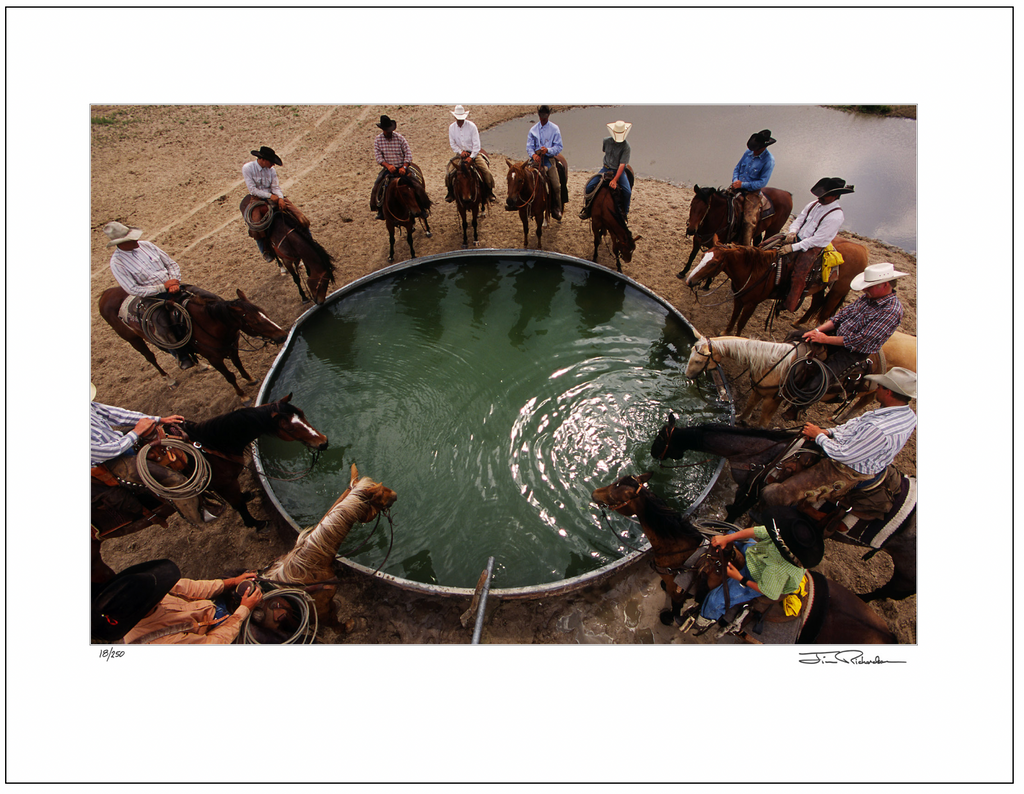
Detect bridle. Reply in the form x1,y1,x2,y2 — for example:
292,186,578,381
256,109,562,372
508,164,539,210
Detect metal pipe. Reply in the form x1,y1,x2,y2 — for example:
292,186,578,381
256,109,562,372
471,556,496,645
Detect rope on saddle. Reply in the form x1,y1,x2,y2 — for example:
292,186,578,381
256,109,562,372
243,199,274,232
241,586,318,645
781,355,831,406
135,438,212,501
139,300,192,349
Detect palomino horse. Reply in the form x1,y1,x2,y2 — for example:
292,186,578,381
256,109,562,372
592,472,897,641
589,175,641,272
98,285,288,399
262,463,397,616
240,197,336,304
383,168,433,263
452,156,488,248
684,239,869,336
505,159,549,249
678,186,793,279
90,395,329,584
684,332,917,426
650,418,917,602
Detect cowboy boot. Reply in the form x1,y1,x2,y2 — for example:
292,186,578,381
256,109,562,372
256,237,277,263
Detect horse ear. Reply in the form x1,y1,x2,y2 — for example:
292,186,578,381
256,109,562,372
236,288,247,301
282,392,292,403
668,413,676,428
350,462,359,486
637,472,653,485
711,233,720,247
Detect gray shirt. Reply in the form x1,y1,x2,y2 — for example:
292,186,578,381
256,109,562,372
602,138,631,170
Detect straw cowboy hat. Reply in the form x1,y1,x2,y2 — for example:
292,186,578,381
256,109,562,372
810,177,855,198
251,145,282,166
865,366,917,399
90,382,97,401
451,105,469,120
746,129,777,149
376,115,398,131
851,262,910,290
103,221,143,247
607,120,632,142
762,507,824,568
91,559,182,642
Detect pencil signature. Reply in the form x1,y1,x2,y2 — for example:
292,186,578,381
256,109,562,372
798,650,906,665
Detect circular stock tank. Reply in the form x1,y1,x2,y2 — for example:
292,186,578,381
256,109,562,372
255,250,733,599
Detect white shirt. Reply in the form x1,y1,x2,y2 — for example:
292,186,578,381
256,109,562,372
242,160,284,199
449,120,481,158
790,199,845,252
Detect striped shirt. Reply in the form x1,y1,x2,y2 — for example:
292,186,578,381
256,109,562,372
526,120,563,166
830,291,904,354
790,198,845,252
91,402,158,466
374,131,412,168
242,160,284,200
816,404,917,475
108,240,182,298
745,526,806,600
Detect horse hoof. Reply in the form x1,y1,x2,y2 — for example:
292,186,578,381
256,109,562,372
425,231,432,238
676,271,688,280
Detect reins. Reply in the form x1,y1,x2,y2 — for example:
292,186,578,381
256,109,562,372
509,166,540,210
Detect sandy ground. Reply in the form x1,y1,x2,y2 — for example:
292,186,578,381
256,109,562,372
90,104,917,644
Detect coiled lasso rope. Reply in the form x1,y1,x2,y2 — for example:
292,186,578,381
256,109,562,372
241,587,318,645
780,356,831,407
139,300,193,349
135,438,212,501
243,199,275,233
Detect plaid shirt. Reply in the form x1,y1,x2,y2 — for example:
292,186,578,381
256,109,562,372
745,526,806,601
816,404,917,475
830,291,904,354
374,131,412,167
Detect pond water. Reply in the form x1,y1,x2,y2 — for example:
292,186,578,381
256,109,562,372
257,252,732,592
482,105,917,253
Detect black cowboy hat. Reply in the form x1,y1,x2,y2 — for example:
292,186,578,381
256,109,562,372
810,177,855,198
92,559,181,642
376,115,397,131
747,129,777,149
251,146,282,166
762,507,824,568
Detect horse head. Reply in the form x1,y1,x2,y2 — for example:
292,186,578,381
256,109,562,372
685,336,719,378
650,413,677,461
685,246,726,287
263,392,329,451
345,463,398,523
229,289,288,343
591,472,653,518
686,185,720,236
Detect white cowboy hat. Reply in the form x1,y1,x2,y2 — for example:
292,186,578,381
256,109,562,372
451,105,469,120
851,262,910,290
865,366,917,399
104,221,143,247
607,120,632,142
90,382,97,401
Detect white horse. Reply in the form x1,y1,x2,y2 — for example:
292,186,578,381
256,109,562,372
686,332,917,426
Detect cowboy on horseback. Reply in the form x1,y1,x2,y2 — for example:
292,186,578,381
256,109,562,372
730,128,777,246
762,367,917,519
526,105,564,221
580,119,634,223
694,506,824,630
370,114,431,221
241,145,309,272
444,105,496,208
104,221,197,370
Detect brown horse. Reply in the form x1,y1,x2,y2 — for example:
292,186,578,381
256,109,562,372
591,472,897,642
91,395,329,584
240,197,336,304
98,285,288,399
678,185,793,279
383,168,433,263
505,159,549,249
589,177,641,272
650,419,918,603
452,157,487,248
683,239,869,336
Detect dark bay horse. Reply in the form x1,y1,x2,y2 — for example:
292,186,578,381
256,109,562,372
505,159,549,248
591,472,897,642
678,185,793,279
683,239,869,336
98,286,288,399
650,417,917,602
589,178,641,272
383,169,433,263
452,157,487,248
91,394,329,583
240,197,336,304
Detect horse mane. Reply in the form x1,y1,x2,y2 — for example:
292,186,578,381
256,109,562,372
677,422,798,444
638,489,705,544
703,336,797,374
278,213,336,284
182,402,285,455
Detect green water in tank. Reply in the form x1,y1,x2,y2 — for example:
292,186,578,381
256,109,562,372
259,256,730,589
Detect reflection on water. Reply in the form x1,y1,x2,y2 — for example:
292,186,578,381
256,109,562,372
483,105,917,253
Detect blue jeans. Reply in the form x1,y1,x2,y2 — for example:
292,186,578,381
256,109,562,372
586,169,631,215
699,538,760,620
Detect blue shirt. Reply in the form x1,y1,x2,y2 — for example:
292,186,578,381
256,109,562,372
526,120,563,166
732,149,775,191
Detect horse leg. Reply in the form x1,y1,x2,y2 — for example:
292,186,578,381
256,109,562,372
471,207,478,246
658,572,690,625
724,301,745,336
591,227,603,262
282,259,309,303
200,354,247,399
738,391,762,425
213,476,267,530
734,302,759,336
227,349,258,387
112,325,176,385
677,239,701,279
615,250,622,273
388,226,396,263
534,213,543,249
418,214,432,239
759,393,784,426
459,207,469,248
406,224,416,259
520,209,530,248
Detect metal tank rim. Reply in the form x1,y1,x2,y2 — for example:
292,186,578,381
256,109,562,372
254,248,733,600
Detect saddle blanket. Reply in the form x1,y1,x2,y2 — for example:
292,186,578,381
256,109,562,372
118,295,144,326
839,475,917,549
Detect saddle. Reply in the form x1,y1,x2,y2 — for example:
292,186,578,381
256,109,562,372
241,195,310,239
118,292,193,350
786,333,883,400
579,165,635,220
91,465,171,538
825,470,916,541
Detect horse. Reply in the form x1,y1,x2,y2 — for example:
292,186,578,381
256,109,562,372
591,472,897,642
589,176,640,272
452,156,488,248
649,418,917,602
678,186,793,279
684,332,917,426
262,463,397,616
383,169,433,263
90,395,330,584
98,285,288,399
505,159,549,249
240,196,336,304
683,239,870,336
